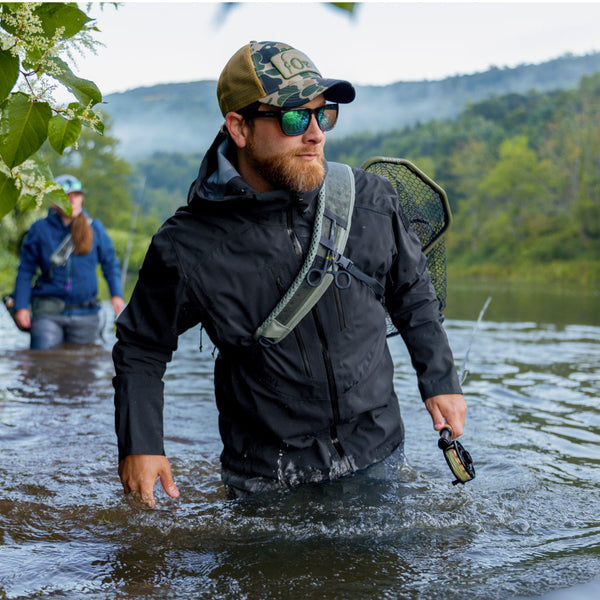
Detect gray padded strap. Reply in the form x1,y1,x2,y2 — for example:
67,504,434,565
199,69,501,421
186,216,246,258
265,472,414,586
254,162,355,345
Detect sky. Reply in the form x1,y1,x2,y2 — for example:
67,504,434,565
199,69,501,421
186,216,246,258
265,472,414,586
74,1,600,96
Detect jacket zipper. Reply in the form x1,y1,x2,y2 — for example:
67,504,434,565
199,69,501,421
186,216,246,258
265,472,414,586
333,286,346,331
287,203,350,468
312,306,351,468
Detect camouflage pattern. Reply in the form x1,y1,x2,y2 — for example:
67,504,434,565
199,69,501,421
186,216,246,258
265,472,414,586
250,41,354,108
218,41,355,114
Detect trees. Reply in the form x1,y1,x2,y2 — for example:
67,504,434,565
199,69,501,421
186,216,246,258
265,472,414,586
41,114,135,230
0,2,104,218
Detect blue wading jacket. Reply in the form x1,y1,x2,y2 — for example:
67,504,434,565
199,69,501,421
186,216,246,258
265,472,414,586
113,131,462,487
14,208,123,314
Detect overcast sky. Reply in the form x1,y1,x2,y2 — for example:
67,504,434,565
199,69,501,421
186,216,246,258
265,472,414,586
76,1,600,96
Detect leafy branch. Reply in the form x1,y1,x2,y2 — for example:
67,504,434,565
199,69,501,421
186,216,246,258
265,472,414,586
0,2,105,218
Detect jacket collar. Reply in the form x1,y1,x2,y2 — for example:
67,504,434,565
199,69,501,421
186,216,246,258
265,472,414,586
187,128,324,214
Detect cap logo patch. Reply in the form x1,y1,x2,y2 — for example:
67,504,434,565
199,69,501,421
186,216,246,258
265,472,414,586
270,50,320,80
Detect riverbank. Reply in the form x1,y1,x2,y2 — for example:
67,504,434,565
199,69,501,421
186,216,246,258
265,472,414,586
448,259,600,288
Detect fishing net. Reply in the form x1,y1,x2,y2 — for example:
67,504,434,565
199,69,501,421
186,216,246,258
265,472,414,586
361,158,452,337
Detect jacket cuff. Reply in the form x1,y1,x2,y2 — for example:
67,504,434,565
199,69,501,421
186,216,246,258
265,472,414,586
418,376,462,402
113,374,165,461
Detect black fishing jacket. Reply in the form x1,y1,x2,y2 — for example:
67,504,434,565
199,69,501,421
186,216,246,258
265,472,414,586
113,131,461,486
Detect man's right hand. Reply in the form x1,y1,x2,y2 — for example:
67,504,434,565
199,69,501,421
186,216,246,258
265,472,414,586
118,454,180,508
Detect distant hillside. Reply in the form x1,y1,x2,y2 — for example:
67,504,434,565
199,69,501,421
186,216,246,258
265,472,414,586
102,52,600,160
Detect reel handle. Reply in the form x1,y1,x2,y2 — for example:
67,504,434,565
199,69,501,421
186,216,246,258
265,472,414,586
438,425,453,450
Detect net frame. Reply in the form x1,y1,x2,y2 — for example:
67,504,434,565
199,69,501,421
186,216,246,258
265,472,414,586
361,157,453,335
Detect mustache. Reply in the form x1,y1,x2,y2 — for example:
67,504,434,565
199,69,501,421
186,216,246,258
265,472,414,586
294,147,324,156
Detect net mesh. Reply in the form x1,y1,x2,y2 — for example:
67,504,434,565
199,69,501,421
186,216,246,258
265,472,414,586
361,158,451,337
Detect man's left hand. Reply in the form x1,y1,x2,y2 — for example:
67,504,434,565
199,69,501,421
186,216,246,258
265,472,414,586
424,393,467,439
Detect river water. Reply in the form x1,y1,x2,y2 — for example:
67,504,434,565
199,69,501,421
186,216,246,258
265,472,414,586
1,283,599,599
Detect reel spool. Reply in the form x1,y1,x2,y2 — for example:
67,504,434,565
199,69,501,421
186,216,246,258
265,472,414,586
438,426,475,486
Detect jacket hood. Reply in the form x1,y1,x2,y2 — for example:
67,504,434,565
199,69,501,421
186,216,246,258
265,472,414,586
186,128,324,212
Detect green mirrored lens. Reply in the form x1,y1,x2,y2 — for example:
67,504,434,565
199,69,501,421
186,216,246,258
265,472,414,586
281,110,310,135
317,107,337,132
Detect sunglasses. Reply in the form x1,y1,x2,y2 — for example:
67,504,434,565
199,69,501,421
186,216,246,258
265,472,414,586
243,104,339,136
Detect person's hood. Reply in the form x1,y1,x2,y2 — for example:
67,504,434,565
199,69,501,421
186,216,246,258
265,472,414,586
186,128,325,213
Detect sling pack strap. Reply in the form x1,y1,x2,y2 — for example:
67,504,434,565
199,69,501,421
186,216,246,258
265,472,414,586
50,232,75,267
255,162,357,346
49,217,94,267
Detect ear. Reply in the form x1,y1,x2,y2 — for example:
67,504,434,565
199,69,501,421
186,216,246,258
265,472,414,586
225,112,250,149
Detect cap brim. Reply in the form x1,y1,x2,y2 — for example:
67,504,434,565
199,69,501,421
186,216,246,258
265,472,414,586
260,77,356,108
320,79,356,104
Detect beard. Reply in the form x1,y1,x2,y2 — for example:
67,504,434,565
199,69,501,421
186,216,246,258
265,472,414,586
245,139,325,193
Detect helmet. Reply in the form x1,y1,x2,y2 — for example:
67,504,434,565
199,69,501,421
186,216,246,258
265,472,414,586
54,174,85,195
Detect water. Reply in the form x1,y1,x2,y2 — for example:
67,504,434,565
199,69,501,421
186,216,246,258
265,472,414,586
1,284,599,599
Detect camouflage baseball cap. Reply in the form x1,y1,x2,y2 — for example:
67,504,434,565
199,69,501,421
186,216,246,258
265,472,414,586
217,41,356,116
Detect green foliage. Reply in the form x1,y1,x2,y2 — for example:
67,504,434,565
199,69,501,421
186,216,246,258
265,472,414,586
1,91,52,167
331,3,357,14
0,2,105,219
325,72,600,275
41,114,135,230
0,114,156,295
135,151,205,221
48,111,82,154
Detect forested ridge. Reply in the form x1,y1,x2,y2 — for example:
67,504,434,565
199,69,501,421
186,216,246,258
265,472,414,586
103,51,600,160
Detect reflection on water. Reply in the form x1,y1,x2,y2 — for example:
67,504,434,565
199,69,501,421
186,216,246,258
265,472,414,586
1,287,599,600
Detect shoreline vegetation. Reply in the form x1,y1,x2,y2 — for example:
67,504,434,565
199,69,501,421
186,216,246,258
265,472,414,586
448,260,600,288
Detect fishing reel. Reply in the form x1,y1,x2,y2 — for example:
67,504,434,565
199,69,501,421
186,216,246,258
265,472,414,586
438,426,475,485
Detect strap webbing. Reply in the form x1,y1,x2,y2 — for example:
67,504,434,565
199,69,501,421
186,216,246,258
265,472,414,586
254,162,355,345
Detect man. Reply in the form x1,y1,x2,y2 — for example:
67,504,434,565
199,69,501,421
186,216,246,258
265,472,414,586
13,174,125,349
113,41,466,507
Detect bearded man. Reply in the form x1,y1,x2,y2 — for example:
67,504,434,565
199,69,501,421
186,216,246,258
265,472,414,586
113,41,466,507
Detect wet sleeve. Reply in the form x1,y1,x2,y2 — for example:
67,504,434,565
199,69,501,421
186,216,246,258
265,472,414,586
385,204,462,401
112,228,204,461
13,227,40,310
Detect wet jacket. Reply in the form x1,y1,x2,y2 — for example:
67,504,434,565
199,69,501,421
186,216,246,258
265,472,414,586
14,209,122,314
113,131,461,485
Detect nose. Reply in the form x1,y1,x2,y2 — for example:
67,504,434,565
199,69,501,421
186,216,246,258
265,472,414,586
302,113,326,144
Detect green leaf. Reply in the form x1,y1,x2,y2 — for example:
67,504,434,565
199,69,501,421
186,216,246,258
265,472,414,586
44,187,70,215
34,3,92,40
28,153,55,181
0,92,52,168
331,3,357,14
21,44,44,71
0,171,20,218
48,114,82,154
18,193,38,213
48,56,102,106
0,49,20,102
